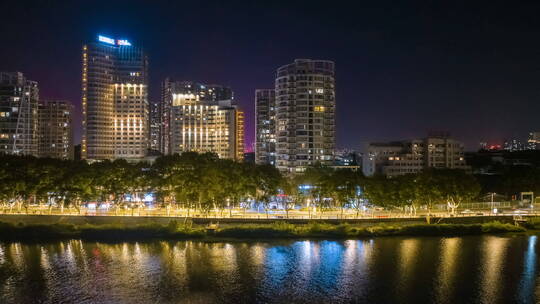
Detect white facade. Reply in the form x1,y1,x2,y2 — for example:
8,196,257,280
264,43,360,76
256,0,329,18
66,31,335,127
363,136,469,177
275,59,335,173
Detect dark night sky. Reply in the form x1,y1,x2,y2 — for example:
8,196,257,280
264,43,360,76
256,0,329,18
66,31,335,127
1,0,540,151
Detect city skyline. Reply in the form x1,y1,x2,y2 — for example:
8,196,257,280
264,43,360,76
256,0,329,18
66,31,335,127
3,3,540,304
2,1,540,151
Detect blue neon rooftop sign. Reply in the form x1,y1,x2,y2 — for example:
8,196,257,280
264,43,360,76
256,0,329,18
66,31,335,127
98,35,131,46
117,39,131,46
98,35,115,45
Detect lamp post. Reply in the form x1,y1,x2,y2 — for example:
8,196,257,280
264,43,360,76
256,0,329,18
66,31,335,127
307,198,311,219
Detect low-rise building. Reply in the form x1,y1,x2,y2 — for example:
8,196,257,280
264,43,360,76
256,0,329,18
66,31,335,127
363,135,468,177
334,149,360,167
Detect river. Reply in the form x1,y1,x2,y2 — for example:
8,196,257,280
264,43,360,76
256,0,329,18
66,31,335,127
0,235,537,303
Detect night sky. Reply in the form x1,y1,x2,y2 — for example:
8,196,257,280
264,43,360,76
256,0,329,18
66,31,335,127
1,0,540,151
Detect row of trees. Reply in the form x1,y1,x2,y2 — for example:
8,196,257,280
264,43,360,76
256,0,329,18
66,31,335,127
0,153,283,216
362,169,480,217
288,166,481,219
0,153,533,217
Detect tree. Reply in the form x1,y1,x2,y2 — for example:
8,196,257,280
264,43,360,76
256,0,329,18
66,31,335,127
57,160,95,214
253,164,283,219
279,177,300,219
501,166,540,198
301,165,334,217
437,169,481,215
328,169,364,218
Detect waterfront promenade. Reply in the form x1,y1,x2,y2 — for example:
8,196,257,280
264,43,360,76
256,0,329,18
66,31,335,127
0,212,529,227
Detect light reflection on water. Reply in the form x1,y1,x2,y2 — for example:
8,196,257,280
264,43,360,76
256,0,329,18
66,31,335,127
520,236,537,303
0,236,538,304
479,237,509,304
398,238,420,295
435,237,461,304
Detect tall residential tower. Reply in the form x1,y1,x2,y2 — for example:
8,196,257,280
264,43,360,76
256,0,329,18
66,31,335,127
0,72,39,156
38,100,74,159
274,59,336,172
255,89,276,165
82,35,149,160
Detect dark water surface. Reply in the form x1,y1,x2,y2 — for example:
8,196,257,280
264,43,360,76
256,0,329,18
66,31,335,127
0,235,538,304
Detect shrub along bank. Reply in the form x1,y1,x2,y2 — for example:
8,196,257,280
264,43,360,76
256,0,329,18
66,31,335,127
0,220,527,241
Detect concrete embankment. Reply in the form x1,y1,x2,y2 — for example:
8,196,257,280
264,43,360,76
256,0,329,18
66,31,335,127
0,214,519,227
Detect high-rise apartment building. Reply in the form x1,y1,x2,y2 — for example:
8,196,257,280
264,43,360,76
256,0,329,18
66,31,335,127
160,80,243,160
274,59,336,172
363,134,469,177
149,99,160,153
235,109,245,161
82,35,149,160
160,79,234,155
38,100,74,159
255,89,276,165
0,72,39,156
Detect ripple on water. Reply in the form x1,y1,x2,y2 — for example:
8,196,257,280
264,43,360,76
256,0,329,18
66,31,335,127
0,236,537,304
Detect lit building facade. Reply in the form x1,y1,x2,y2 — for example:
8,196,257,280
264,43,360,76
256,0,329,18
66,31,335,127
0,72,39,156
160,79,234,155
235,109,245,161
275,59,336,172
38,100,73,159
363,134,469,177
161,80,243,160
334,149,361,166
255,89,276,165
82,35,149,160
149,99,160,153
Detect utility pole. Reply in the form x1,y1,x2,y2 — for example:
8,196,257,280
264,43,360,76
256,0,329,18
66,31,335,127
491,192,494,214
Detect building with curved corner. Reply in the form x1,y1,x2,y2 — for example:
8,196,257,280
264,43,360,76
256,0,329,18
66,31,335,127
274,59,335,173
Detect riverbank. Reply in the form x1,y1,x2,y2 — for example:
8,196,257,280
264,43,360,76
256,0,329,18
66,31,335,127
0,220,529,241
0,213,521,227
